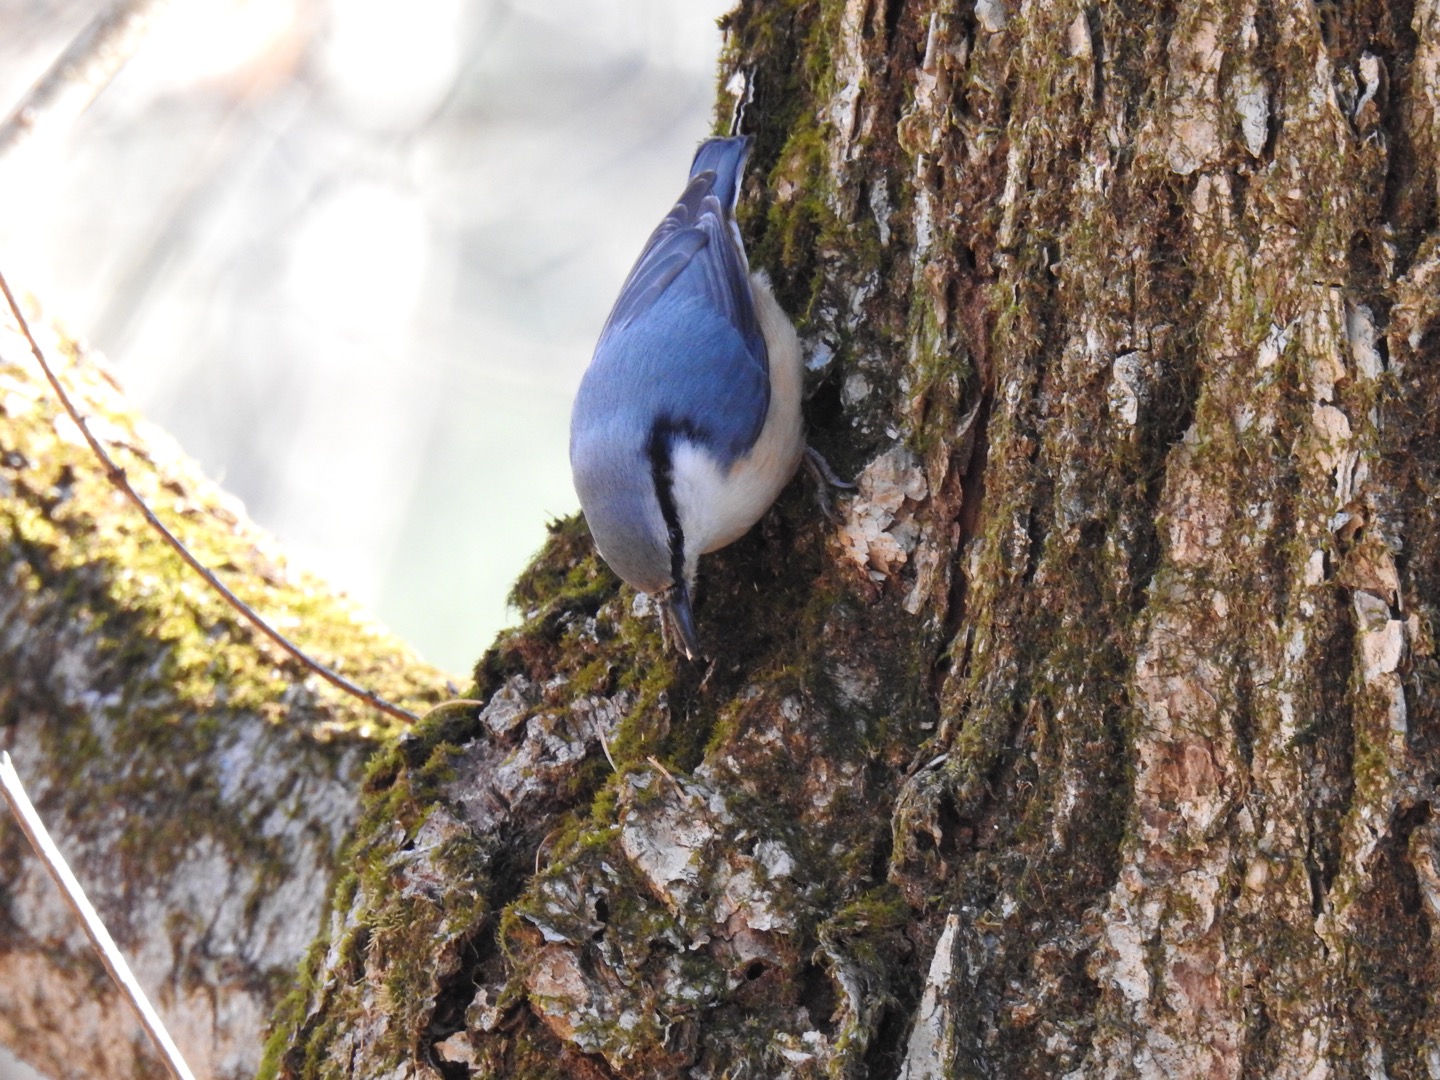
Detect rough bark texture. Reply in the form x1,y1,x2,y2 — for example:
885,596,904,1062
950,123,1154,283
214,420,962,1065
0,308,447,1079
264,4,1440,1077
271,0,1440,1076
10,0,1440,1077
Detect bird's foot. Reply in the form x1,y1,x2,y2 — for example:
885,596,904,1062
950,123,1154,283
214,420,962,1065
804,445,854,522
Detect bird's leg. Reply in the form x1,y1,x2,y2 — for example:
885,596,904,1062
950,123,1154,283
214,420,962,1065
805,445,852,488
804,444,854,522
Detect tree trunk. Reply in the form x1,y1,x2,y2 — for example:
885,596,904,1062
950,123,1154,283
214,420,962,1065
0,309,447,1078
11,0,1440,1077
269,0,1440,1075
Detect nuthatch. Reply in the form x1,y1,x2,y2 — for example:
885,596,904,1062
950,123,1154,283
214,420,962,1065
570,136,805,660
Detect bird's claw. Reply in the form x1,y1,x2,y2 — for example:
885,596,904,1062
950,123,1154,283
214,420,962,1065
804,445,853,522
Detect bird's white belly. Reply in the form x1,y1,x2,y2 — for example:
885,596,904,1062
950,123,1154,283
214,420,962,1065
670,270,806,569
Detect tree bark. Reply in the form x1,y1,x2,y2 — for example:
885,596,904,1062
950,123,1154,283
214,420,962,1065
0,307,447,1078
10,0,1440,1077
267,0,1440,1075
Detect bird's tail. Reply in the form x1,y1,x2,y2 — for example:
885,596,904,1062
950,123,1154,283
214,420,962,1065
689,136,752,211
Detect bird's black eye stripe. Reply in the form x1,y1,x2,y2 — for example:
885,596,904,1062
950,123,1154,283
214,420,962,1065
647,419,699,587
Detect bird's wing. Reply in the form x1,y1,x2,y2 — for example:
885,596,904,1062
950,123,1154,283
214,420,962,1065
596,172,767,373
583,138,772,463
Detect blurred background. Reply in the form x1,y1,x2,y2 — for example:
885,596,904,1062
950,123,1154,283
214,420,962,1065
0,0,727,1074
0,0,730,676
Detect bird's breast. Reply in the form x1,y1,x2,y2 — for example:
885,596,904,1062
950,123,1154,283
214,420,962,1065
668,272,807,561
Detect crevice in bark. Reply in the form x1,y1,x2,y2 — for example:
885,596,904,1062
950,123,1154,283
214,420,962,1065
1306,594,1358,916
1127,182,1203,611
1350,801,1435,1075
863,1002,914,1080
1378,0,1433,264
1241,993,1278,1078
938,391,991,651
425,932,491,1044
797,959,838,1037
880,0,907,51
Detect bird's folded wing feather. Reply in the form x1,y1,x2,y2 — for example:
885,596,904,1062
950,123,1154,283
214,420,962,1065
597,174,768,372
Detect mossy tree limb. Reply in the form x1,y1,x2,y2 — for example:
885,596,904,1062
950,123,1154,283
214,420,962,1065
0,308,447,1079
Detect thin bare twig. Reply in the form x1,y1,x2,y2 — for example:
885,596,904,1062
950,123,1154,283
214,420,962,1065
0,752,197,1080
646,755,685,798
0,0,176,163
534,826,562,876
0,272,419,724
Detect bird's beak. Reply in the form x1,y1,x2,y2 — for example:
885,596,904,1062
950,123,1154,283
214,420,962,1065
662,581,703,661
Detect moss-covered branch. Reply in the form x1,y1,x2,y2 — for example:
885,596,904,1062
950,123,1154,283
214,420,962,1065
0,302,447,1079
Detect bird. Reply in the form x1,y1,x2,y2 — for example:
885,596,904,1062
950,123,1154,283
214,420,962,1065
569,135,806,661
